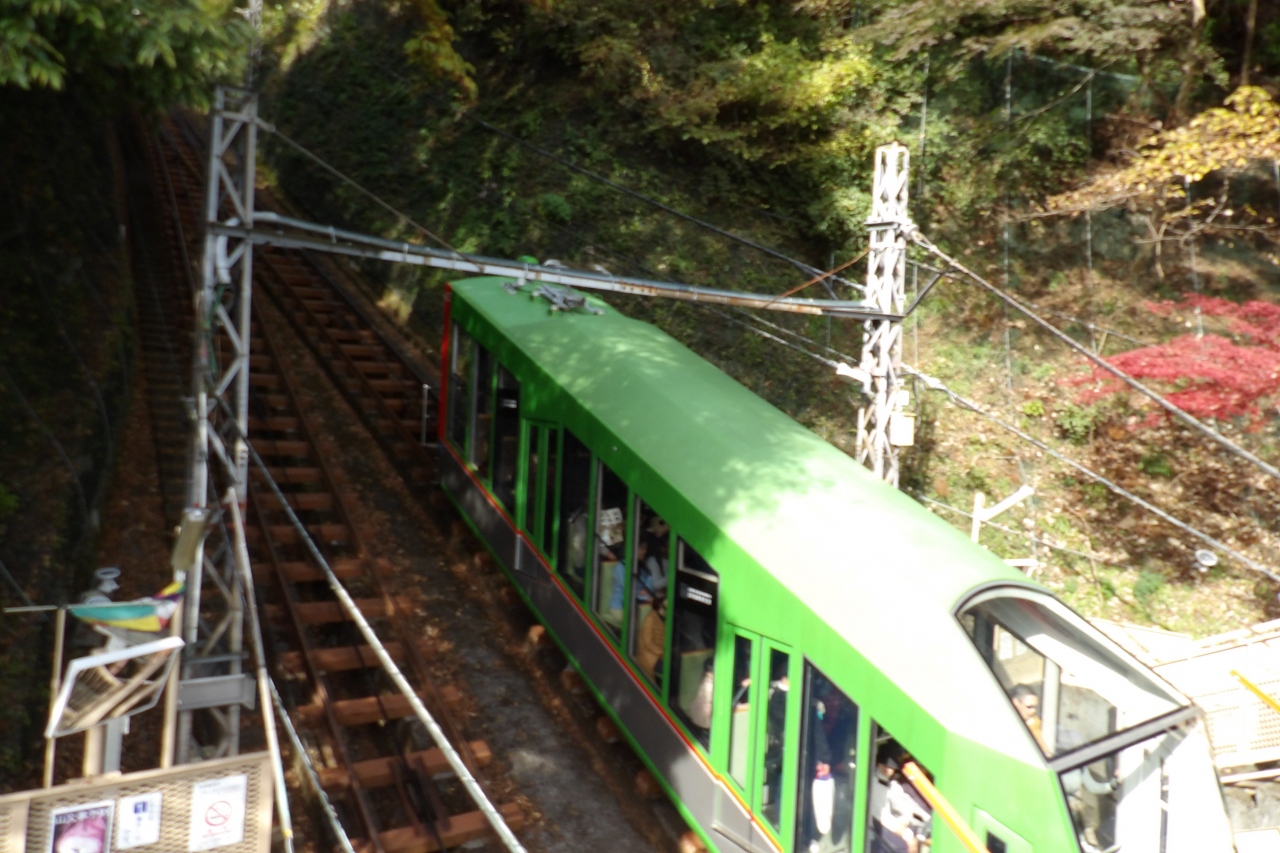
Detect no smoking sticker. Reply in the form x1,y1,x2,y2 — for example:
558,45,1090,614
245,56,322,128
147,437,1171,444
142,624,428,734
187,775,247,852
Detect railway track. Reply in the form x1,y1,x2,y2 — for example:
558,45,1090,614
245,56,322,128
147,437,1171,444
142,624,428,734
139,118,524,853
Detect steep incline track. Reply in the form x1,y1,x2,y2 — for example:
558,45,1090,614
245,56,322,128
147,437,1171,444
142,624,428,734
144,119,522,853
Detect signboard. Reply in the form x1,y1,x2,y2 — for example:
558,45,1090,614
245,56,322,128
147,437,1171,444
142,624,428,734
49,800,114,853
187,775,247,852
115,793,162,849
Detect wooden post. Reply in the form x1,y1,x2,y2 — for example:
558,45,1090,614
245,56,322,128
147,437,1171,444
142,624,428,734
970,493,986,543
43,607,66,787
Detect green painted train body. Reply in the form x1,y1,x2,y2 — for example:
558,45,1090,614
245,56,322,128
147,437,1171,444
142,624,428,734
437,277,1233,853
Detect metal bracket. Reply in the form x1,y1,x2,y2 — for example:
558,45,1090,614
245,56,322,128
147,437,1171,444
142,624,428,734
178,674,258,711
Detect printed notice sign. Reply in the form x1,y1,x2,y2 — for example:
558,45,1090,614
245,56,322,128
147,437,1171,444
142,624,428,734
49,800,114,853
187,775,247,852
116,792,162,849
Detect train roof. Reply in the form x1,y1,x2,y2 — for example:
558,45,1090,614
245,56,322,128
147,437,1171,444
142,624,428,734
451,277,1044,762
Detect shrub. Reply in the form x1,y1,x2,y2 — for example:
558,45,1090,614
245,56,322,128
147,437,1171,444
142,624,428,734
1055,403,1099,444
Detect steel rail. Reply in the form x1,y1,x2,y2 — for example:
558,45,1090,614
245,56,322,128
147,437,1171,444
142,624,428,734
231,404,530,853
158,120,522,852
248,315,394,851
253,287,481,777
253,251,437,493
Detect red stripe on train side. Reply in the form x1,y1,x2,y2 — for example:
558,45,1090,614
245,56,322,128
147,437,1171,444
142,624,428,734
439,437,782,852
438,286,453,443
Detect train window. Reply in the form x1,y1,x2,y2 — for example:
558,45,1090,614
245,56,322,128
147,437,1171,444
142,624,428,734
865,726,933,853
541,428,560,561
959,588,1181,758
760,647,791,832
727,634,754,790
555,430,591,599
1055,716,1228,853
448,324,472,452
491,366,521,515
522,424,544,547
471,344,494,479
627,499,670,684
796,663,858,853
590,461,629,640
669,540,719,750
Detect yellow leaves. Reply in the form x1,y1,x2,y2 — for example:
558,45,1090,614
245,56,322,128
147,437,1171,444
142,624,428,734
1046,86,1280,214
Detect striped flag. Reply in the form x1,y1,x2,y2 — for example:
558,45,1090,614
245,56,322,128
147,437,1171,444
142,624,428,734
68,582,184,633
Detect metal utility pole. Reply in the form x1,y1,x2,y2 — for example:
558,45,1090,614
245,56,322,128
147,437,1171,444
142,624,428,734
172,86,259,763
856,143,914,486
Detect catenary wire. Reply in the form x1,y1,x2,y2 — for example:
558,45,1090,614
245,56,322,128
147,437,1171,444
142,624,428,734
452,108,864,291
257,121,466,261
914,494,1124,566
254,89,1274,577
713,301,1278,581
272,122,1269,581
901,364,1279,582
908,230,1280,482
334,60,865,294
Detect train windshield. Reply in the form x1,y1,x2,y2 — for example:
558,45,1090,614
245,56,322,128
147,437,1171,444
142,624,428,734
959,588,1183,756
960,588,1233,853
1054,716,1231,853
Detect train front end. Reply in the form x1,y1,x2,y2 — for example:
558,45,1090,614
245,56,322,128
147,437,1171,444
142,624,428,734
958,586,1233,853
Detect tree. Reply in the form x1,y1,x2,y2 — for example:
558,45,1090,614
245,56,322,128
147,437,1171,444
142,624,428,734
403,0,476,103
0,0,249,111
851,0,1211,121
529,0,887,167
854,0,1192,66
1043,86,1280,278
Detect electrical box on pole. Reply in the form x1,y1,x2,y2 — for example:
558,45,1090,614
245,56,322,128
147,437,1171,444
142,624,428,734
856,143,914,486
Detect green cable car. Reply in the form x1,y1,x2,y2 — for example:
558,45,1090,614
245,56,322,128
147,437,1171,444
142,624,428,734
438,276,1234,853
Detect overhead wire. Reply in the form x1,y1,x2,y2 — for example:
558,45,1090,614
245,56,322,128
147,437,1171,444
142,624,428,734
255,75,1278,578
907,230,1280,482
268,54,864,293
257,122,466,261
338,54,857,290
914,494,1123,566
902,363,1280,582
436,105,865,292
710,295,1278,582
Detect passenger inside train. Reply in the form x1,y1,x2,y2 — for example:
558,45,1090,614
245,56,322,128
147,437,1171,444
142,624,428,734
867,737,932,853
797,666,858,853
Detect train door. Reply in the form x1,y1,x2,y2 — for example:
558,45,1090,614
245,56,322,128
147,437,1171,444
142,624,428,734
715,628,798,853
519,421,559,560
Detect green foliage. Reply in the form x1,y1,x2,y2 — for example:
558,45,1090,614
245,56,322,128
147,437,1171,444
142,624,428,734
0,0,249,111
1054,402,1100,444
1081,482,1108,504
1021,399,1045,417
537,192,573,223
1139,451,1174,478
0,482,16,520
1133,569,1167,602
856,0,1193,67
403,0,476,102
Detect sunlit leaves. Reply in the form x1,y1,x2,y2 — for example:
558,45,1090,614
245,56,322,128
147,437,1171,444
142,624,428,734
403,0,475,103
856,0,1192,67
1049,87,1280,213
0,0,248,110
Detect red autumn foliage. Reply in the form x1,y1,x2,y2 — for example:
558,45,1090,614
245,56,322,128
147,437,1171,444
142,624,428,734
1063,295,1280,423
